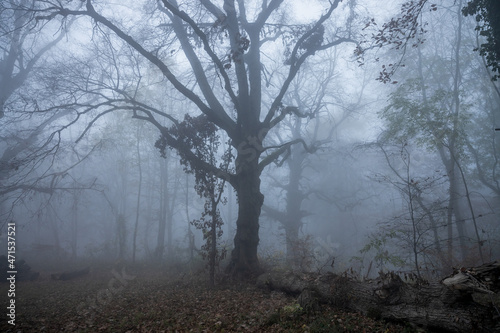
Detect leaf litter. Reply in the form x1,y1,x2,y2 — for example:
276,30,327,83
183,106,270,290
0,264,418,332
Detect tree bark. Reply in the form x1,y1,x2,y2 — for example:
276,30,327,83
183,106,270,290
257,262,500,332
132,130,143,263
284,135,305,265
116,214,127,261
227,154,263,277
155,158,168,260
209,195,217,287
71,186,79,260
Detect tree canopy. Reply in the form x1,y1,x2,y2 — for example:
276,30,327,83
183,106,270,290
463,0,500,80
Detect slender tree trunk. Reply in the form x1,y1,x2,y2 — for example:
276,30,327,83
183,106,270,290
71,188,78,260
416,34,470,266
48,204,62,259
406,160,421,278
449,165,469,261
454,155,485,263
286,143,303,263
285,181,303,266
132,131,143,263
284,118,306,266
227,186,235,243
117,161,128,260
446,206,454,266
210,196,217,286
185,174,195,263
166,170,179,259
450,0,469,262
144,158,154,259
415,195,445,270
156,158,168,260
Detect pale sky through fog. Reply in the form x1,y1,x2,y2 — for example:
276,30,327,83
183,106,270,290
291,0,324,22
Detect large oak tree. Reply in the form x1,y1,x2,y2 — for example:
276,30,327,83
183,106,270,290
33,0,356,276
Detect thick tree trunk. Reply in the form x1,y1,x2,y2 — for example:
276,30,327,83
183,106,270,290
257,262,500,332
116,214,127,261
227,155,263,277
285,118,303,265
284,222,300,265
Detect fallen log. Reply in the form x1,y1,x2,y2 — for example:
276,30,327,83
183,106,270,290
51,266,90,281
257,261,499,333
442,261,500,294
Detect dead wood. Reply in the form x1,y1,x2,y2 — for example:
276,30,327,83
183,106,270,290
257,261,500,332
442,261,500,294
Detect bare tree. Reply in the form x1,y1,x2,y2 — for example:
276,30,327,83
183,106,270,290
377,0,492,265
373,140,448,277
33,0,357,276
0,0,88,227
262,53,350,267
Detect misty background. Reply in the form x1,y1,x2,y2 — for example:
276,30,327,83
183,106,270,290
0,0,499,280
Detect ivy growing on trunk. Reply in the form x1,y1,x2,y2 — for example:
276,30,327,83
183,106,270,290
156,114,232,285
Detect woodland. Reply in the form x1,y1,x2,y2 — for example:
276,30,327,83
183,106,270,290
0,0,499,331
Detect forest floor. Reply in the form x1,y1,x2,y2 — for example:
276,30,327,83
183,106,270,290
0,262,423,332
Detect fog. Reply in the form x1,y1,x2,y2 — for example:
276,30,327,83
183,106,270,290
1,0,499,286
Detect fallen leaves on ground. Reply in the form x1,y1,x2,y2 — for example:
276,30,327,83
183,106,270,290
0,265,420,332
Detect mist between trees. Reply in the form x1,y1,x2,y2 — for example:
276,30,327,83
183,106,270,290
0,0,499,282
